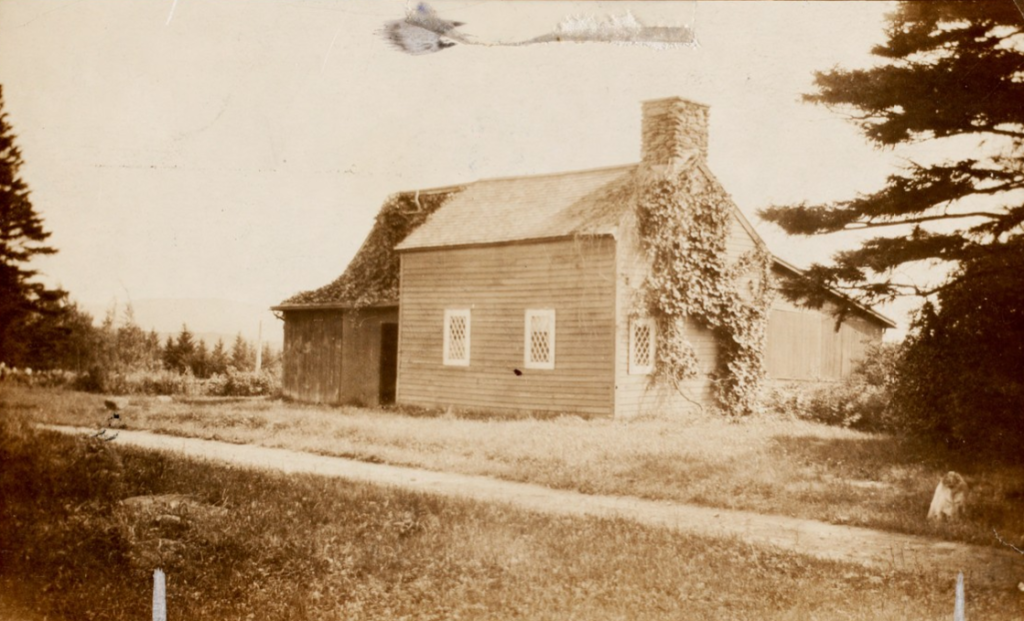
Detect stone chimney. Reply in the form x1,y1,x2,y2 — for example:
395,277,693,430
641,97,709,165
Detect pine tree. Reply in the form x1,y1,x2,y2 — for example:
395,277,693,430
759,1,1024,454
191,339,210,378
759,1,1024,308
230,333,253,371
209,338,229,376
174,324,196,374
162,335,178,372
0,85,64,363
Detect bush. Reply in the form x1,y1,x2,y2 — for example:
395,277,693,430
0,365,77,389
206,368,279,397
760,343,900,432
70,367,280,398
890,243,1024,460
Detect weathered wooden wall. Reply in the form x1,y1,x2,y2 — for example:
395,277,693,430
282,310,344,404
397,237,617,416
343,307,398,406
281,307,398,406
766,292,883,381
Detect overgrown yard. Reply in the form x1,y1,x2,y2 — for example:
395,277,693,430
2,410,1021,620
6,385,1024,550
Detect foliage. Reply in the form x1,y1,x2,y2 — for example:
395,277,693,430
230,332,255,371
2,403,1020,620
5,298,99,371
759,1,1024,309
757,1,1024,455
284,189,461,307
162,323,196,373
760,343,901,432
69,367,280,397
635,166,772,415
206,368,279,397
892,239,1024,458
0,85,64,363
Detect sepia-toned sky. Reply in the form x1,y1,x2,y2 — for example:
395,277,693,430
0,1,919,337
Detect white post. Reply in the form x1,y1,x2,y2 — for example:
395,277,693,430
153,568,167,621
954,572,965,621
255,320,263,372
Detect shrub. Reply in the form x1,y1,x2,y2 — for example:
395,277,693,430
208,368,279,397
0,365,77,390
759,343,900,432
891,244,1024,460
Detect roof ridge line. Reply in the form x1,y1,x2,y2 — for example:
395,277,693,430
393,162,638,195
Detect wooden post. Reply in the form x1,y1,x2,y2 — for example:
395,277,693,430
153,568,166,621
954,572,965,621
255,320,263,372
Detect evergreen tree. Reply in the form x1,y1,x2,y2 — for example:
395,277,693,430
230,333,253,371
162,335,177,372
759,1,1024,454
209,338,229,376
760,1,1024,308
0,85,64,363
174,324,196,374
191,339,210,378
19,299,98,371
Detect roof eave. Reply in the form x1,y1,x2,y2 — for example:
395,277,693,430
271,301,399,312
771,257,898,329
396,231,617,253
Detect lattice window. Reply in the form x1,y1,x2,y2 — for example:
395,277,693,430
629,318,656,375
443,309,470,366
524,309,556,370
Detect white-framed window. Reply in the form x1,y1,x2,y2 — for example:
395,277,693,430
443,309,470,366
629,318,656,375
524,309,556,370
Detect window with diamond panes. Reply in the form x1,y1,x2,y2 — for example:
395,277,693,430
629,318,656,375
443,310,470,366
524,309,555,370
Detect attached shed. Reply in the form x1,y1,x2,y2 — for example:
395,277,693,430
276,96,895,415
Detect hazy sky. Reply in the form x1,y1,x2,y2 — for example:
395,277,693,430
0,1,915,335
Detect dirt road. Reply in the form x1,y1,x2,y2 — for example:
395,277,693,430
48,425,1022,587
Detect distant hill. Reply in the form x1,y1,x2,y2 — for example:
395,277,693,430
83,298,284,350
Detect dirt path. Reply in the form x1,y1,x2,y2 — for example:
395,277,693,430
48,425,1022,587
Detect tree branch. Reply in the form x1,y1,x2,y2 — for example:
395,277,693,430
847,211,1004,230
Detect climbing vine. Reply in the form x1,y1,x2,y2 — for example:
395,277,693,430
634,166,772,415
286,189,461,307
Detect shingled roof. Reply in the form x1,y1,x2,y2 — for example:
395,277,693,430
275,165,642,309
396,164,637,251
275,187,463,308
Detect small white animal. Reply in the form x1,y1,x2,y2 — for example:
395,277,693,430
927,471,968,520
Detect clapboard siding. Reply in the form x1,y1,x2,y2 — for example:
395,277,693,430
612,210,723,418
766,297,883,381
397,237,617,416
281,307,397,406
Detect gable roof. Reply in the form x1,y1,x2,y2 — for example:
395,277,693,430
274,186,463,309
276,161,895,330
771,257,898,328
396,164,637,251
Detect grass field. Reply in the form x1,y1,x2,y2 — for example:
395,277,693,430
8,385,1024,551
2,409,1021,620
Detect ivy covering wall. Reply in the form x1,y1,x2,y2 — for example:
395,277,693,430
634,165,772,415
285,190,461,307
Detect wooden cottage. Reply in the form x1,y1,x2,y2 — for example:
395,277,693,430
274,97,895,416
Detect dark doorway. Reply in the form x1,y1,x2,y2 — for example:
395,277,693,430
378,323,399,405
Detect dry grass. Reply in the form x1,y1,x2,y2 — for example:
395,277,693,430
2,412,1021,620
7,385,1024,549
